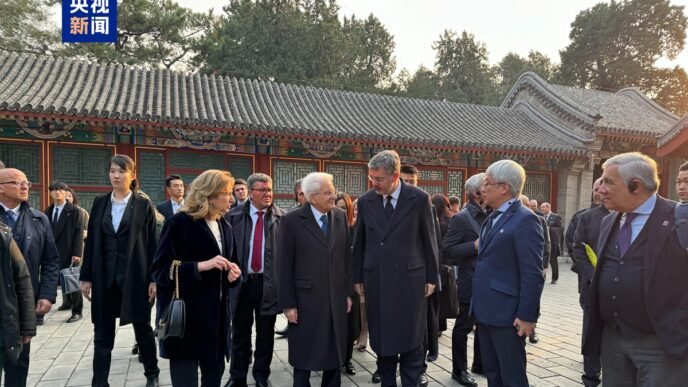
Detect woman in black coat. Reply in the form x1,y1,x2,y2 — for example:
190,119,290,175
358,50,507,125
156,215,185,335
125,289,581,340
80,155,160,387
152,169,241,387
335,192,359,376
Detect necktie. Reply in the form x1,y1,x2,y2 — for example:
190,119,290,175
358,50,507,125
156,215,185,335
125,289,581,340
617,212,638,257
5,211,16,229
482,210,502,239
53,207,60,224
320,214,328,237
384,196,394,220
251,211,264,273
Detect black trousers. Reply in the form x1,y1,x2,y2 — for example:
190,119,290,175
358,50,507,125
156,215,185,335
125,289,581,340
425,292,439,357
92,285,159,387
3,342,30,387
378,344,424,387
293,368,340,387
452,303,482,372
581,307,601,386
230,277,276,382
63,291,83,315
478,323,528,387
549,250,560,281
170,358,225,387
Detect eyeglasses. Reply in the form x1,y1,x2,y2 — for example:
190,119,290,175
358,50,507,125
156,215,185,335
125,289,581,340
0,181,32,188
368,175,388,183
251,188,273,195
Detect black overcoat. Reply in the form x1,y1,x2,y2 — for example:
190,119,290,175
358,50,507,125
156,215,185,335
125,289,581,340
276,204,351,370
352,182,439,356
151,212,239,361
80,192,158,325
45,201,84,269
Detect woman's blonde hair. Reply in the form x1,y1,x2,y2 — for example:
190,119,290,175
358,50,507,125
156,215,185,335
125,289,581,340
182,169,235,220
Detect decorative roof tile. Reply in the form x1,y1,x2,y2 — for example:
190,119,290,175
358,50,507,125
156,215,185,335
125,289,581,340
0,52,587,156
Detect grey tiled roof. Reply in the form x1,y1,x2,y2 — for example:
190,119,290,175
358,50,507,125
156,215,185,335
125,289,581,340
0,52,587,156
658,114,688,147
503,72,678,137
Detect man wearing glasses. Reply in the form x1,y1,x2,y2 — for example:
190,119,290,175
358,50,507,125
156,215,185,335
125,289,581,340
0,168,60,386
353,150,439,387
225,173,286,387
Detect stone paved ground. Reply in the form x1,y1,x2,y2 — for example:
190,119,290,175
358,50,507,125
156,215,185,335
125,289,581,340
2,260,588,387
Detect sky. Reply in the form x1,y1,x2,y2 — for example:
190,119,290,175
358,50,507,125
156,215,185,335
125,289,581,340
52,0,688,74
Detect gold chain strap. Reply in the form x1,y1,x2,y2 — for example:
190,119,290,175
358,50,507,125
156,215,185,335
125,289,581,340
168,260,182,299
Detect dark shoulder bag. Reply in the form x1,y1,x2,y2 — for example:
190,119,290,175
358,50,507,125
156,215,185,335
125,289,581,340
158,260,186,340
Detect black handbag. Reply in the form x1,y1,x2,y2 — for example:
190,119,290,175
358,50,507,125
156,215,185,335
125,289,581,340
60,264,81,295
438,264,459,319
158,260,186,340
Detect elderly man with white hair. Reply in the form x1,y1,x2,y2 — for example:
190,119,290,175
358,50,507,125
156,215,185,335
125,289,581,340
583,152,688,386
276,172,352,387
472,159,545,387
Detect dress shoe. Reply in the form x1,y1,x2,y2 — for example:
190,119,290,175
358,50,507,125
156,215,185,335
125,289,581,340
470,366,484,375
551,279,558,284
371,371,381,383
275,326,288,337
529,331,539,344
57,304,71,311
343,360,356,375
255,381,269,387
426,353,438,362
223,380,248,387
131,344,139,355
145,376,159,387
419,373,429,387
66,314,82,323
36,316,44,326
452,370,478,387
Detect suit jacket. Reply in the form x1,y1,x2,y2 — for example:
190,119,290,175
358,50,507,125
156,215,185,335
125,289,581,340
45,202,84,269
152,212,239,362
225,201,285,316
545,212,563,257
472,200,544,327
0,202,60,303
80,192,158,325
276,203,351,370
156,200,174,221
535,214,551,270
442,200,488,304
352,181,439,356
583,196,688,359
571,205,609,307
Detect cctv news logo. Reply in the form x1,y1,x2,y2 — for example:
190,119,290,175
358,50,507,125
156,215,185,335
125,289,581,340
62,0,117,43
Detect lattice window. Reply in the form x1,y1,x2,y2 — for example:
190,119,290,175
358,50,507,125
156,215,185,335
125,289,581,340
169,152,225,170
448,170,465,198
228,157,253,180
420,169,445,181
272,160,317,195
137,152,165,205
325,163,367,196
419,185,446,196
53,146,112,186
77,191,108,214
0,142,40,183
523,173,551,204
273,198,296,211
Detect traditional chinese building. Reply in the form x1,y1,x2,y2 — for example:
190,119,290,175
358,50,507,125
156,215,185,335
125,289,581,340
0,52,684,223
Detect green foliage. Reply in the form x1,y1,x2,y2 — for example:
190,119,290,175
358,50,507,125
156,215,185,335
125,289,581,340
195,0,396,90
0,0,59,54
559,0,688,114
432,30,499,105
60,0,212,69
496,51,558,99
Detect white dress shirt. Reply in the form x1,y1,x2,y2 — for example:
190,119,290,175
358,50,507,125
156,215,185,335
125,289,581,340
206,219,223,253
623,194,657,244
111,191,132,232
382,182,402,209
171,198,184,214
53,202,66,223
311,205,327,228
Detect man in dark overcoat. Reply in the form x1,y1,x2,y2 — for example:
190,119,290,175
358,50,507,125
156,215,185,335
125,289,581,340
225,173,285,387
540,202,562,284
353,150,439,387
276,172,351,387
0,168,59,386
45,181,84,322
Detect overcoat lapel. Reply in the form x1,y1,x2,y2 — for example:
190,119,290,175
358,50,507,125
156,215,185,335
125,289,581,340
596,211,620,264
479,201,518,253
641,198,673,296
300,203,328,247
53,204,70,239
117,195,136,236
364,193,387,235
198,217,222,256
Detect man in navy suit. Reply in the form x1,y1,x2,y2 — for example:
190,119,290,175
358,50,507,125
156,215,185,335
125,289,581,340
583,152,688,385
156,175,185,221
472,160,545,386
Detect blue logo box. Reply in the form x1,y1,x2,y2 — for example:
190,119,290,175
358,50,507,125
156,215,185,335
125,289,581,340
62,0,117,43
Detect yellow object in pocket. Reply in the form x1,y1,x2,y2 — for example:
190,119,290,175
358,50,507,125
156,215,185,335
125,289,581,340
583,243,598,268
